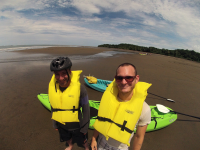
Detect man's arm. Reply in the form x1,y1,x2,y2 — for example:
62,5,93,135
91,129,99,150
79,85,90,134
51,106,58,129
132,125,148,150
132,101,151,150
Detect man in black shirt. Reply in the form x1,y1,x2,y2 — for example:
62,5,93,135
49,57,90,150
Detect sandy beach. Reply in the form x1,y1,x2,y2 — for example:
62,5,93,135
0,46,200,150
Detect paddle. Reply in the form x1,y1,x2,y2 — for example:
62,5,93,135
156,104,200,120
148,92,175,103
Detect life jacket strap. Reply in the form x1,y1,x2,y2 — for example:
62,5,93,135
97,116,133,134
52,106,79,113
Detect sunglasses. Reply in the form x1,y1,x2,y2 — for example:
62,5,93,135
115,75,136,83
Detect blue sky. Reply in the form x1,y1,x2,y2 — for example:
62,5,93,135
1,0,200,52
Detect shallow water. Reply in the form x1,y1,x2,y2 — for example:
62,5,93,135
0,45,76,52
0,50,134,64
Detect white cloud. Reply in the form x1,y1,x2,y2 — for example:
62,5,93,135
81,17,101,22
69,0,101,15
153,0,200,37
1,0,200,52
0,0,45,10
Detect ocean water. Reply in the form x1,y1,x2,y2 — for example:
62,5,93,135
0,45,134,63
0,45,79,52
0,45,67,61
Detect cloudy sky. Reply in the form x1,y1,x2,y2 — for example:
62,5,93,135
1,0,200,52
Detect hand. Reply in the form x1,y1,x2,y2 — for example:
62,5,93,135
91,138,97,150
82,132,88,144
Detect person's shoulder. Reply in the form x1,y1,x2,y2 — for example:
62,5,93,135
139,101,151,121
80,84,88,97
80,84,87,92
142,101,150,112
138,102,151,126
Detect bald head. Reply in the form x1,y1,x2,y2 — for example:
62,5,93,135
116,63,137,76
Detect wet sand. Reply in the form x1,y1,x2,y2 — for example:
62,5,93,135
0,47,200,150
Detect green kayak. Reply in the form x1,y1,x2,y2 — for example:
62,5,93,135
37,93,177,132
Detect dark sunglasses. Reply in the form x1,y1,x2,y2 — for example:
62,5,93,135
115,75,136,83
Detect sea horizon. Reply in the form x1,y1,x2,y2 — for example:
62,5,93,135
0,44,96,52
0,45,133,63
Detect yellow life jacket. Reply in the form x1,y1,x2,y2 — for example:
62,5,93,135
48,70,82,125
93,80,151,146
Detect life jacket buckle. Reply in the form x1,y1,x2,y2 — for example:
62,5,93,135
121,120,127,131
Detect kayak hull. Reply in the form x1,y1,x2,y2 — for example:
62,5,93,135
37,93,177,131
147,106,177,132
84,78,111,92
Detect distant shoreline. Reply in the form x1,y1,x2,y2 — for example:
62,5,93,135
98,43,200,63
14,46,139,56
14,46,108,55
13,46,200,65
0,45,99,52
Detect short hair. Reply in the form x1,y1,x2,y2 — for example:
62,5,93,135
116,63,137,75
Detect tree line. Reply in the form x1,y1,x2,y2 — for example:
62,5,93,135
98,43,200,62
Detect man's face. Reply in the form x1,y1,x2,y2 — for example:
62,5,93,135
115,65,139,94
54,70,71,87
